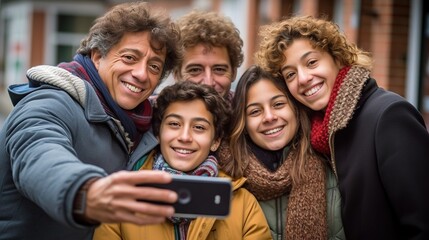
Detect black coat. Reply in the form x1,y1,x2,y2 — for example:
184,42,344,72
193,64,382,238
329,69,429,240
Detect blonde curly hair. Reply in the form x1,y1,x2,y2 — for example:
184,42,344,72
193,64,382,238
173,10,244,80
255,15,372,77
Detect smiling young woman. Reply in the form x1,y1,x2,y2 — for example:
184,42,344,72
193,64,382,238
256,15,429,239
218,65,343,239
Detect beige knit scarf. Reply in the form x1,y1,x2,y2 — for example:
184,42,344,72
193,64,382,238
218,144,327,239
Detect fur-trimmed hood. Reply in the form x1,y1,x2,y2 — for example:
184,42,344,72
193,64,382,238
9,65,88,107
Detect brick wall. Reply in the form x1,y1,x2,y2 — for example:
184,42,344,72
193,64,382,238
358,0,410,96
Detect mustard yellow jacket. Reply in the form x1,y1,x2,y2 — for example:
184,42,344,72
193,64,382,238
93,157,272,240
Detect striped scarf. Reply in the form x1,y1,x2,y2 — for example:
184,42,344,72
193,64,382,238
152,152,219,240
152,153,218,177
58,54,152,150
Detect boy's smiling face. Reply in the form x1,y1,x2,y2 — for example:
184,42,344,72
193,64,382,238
158,99,220,172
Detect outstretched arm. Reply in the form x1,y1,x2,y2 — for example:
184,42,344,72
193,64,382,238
79,170,178,225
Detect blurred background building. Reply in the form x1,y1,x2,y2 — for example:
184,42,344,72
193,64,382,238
0,0,428,130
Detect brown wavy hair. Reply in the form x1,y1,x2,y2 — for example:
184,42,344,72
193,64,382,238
173,10,243,81
255,15,372,77
77,1,182,81
224,65,314,183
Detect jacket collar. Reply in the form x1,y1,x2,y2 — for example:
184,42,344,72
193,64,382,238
127,130,159,170
20,65,109,123
328,66,371,135
355,78,378,111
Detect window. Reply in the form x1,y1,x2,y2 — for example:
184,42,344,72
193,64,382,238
55,14,96,63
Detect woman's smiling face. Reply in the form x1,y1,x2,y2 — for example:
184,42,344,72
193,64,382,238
280,39,342,111
245,79,297,151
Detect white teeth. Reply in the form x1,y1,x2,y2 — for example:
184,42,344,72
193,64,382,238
175,148,193,154
304,84,322,96
264,127,282,135
124,82,143,93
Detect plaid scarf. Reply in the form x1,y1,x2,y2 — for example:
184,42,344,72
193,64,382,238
152,152,218,239
311,66,351,155
58,54,152,150
152,152,218,178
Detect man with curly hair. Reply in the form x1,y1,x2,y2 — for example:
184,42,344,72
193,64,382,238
173,10,244,102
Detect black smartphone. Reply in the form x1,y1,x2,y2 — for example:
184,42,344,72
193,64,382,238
138,175,232,219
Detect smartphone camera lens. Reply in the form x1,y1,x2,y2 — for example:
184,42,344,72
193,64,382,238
177,188,191,204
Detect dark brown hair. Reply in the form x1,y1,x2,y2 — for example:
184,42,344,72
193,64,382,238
152,81,230,141
77,1,182,81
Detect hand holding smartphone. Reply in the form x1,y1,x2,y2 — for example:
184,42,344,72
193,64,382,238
138,175,232,219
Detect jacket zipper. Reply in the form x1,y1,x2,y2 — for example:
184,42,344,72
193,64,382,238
328,133,338,179
276,197,283,240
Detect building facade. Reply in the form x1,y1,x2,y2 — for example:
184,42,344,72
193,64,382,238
0,0,428,129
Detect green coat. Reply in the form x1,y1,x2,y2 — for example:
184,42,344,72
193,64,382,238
259,166,345,240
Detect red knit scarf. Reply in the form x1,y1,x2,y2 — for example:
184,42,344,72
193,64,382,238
311,66,351,155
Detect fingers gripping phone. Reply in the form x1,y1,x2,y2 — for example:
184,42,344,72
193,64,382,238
138,175,232,219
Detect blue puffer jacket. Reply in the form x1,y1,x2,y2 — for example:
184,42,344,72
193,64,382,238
0,66,157,240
